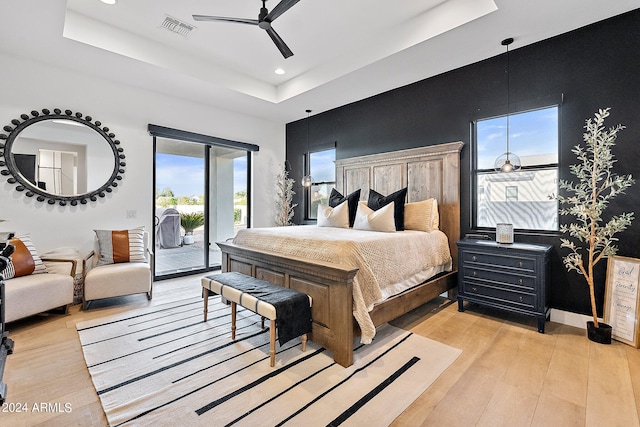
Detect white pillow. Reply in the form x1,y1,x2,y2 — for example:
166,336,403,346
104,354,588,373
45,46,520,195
317,200,350,228
404,198,439,232
353,201,396,232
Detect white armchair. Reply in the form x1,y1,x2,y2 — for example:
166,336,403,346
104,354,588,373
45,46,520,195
82,230,153,309
2,234,75,323
5,257,75,323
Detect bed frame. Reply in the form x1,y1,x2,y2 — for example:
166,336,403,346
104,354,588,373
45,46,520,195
217,141,464,367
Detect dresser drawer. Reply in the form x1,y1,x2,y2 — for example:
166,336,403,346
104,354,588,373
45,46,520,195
462,281,536,309
457,239,553,333
462,266,536,290
462,250,536,272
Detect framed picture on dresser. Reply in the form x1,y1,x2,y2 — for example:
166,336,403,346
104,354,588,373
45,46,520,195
604,255,640,348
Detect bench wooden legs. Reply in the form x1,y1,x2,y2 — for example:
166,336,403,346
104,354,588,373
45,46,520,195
204,291,308,368
203,288,210,322
269,319,276,367
231,302,237,340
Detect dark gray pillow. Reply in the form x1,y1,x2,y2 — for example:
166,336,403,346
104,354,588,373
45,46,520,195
329,188,361,227
367,188,408,231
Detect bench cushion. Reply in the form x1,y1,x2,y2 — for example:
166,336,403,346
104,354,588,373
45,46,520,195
204,277,277,320
202,272,311,346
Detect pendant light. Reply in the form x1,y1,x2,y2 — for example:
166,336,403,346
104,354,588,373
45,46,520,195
302,109,313,187
494,37,521,173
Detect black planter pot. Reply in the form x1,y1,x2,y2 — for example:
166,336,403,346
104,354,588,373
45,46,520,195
587,321,612,344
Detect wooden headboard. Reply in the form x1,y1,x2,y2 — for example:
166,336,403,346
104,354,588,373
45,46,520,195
335,141,464,266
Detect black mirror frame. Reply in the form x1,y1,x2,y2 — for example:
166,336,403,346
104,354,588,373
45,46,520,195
0,108,126,206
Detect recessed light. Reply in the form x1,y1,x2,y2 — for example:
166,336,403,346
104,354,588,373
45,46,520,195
274,68,285,75
100,0,117,5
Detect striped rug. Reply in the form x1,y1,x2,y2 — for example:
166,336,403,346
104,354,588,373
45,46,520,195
77,296,461,427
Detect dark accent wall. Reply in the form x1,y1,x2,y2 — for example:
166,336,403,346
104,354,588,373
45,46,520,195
286,9,640,316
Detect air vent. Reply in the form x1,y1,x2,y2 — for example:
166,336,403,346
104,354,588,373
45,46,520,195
160,15,195,37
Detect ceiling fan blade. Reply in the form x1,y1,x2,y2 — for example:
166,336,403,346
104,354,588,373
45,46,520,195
265,0,300,22
265,27,293,58
192,15,259,26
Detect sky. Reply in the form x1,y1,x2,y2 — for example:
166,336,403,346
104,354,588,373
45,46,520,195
309,148,336,183
156,153,247,198
476,106,558,169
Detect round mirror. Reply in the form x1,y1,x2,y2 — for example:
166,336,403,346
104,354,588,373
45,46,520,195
0,109,125,206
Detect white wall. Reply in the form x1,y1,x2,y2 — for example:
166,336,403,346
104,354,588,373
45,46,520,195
0,53,284,254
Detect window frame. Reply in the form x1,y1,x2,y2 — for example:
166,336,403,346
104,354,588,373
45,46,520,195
471,98,562,235
304,147,337,221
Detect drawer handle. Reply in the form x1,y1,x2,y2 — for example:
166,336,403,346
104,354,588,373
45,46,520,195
519,261,524,267
519,278,523,284
519,296,524,302
471,287,477,292
472,255,477,261
472,271,477,276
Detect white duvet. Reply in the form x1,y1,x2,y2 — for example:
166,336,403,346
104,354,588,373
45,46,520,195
232,225,452,344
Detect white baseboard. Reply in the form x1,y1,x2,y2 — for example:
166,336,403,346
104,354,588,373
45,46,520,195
550,308,602,330
446,292,599,331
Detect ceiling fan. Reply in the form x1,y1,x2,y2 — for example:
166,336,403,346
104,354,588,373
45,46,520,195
193,0,300,59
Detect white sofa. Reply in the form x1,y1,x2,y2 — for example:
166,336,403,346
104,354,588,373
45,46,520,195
4,258,75,323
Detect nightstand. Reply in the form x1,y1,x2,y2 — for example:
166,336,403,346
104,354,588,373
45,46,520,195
457,239,553,333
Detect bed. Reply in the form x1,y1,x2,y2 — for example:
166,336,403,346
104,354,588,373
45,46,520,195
217,141,463,367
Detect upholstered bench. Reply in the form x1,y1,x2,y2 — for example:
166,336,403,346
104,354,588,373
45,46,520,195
201,272,312,367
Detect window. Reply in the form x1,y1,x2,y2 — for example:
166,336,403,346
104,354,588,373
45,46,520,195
505,186,518,202
305,148,336,219
474,106,559,231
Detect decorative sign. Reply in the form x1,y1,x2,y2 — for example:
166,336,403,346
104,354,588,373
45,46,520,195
604,255,640,347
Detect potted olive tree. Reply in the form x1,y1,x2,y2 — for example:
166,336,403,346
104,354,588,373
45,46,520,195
180,212,205,245
557,108,634,343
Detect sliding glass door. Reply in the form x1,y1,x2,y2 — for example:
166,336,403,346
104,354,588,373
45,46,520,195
151,126,256,280
155,138,207,277
206,146,250,269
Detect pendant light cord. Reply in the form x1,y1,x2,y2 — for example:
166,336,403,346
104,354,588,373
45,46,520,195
303,109,313,187
306,109,311,148
495,37,519,173
503,38,512,160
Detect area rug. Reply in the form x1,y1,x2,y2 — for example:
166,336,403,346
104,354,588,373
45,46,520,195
77,296,461,427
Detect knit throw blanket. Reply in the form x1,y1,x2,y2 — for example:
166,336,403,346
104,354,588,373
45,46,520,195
233,226,452,344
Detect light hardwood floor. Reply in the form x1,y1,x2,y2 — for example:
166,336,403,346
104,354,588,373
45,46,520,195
3,274,640,427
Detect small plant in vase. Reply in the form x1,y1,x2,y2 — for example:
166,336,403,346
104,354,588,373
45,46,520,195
180,212,205,245
557,108,634,343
